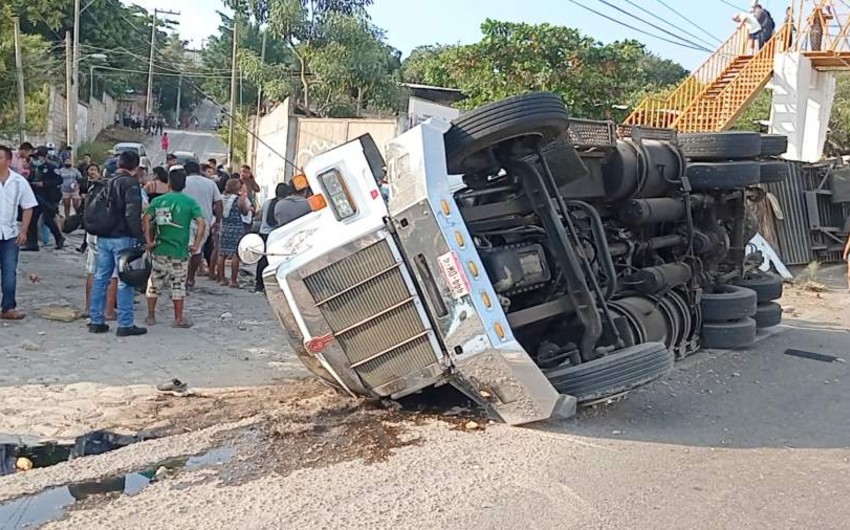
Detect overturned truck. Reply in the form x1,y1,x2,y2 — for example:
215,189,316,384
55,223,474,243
241,93,787,425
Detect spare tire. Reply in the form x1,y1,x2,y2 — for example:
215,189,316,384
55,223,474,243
679,132,762,161
702,318,757,349
733,271,783,303
444,93,570,175
760,134,788,157
700,284,758,322
759,161,789,184
686,161,761,190
754,302,783,328
545,342,673,403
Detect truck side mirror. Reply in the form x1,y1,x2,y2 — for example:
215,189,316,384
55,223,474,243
238,234,266,265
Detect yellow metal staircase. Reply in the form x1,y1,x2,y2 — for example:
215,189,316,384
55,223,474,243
625,23,793,132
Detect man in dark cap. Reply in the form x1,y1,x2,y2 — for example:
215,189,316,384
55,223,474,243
22,146,64,251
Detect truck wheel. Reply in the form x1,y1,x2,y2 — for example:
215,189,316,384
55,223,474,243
759,161,789,184
700,284,757,322
701,318,757,349
760,134,788,157
754,302,783,328
733,271,783,303
686,161,760,190
545,342,673,403
444,92,570,175
679,132,762,161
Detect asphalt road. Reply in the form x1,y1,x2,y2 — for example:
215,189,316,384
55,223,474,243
145,127,228,169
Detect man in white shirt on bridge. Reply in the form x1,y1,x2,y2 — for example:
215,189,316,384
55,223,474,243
0,145,38,320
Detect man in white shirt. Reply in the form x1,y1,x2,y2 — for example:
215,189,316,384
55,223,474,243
182,161,223,287
0,145,38,320
734,10,763,54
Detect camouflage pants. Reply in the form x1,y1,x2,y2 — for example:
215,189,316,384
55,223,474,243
146,255,188,300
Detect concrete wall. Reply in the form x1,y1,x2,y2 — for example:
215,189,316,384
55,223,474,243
251,98,399,202
770,52,836,162
253,98,296,202
38,87,117,146
407,96,461,127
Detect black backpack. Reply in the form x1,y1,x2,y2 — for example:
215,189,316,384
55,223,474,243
84,178,119,236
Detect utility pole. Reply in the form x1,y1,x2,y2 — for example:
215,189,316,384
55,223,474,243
13,17,26,143
175,74,183,128
146,9,180,116
227,20,239,169
65,31,74,149
146,9,158,116
252,29,267,168
71,0,81,153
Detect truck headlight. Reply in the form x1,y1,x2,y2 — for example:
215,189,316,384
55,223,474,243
319,169,357,220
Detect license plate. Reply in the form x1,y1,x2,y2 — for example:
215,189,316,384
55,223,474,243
437,251,470,299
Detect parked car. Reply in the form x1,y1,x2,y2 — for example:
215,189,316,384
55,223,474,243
172,151,199,166
112,142,152,173
239,93,788,426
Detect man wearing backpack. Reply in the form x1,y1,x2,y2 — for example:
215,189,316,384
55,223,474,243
253,182,288,293
85,150,147,337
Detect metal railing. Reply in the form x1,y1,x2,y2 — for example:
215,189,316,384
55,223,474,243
675,23,793,132
624,26,749,129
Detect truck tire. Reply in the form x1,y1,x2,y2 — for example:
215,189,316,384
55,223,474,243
754,302,783,328
686,161,761,190
545,342,673,403
759,161,789,184
701,318,757,349
444,92,570,175
679,132,762,161
760,134,788,157
733,271,783,303
700,284,757,322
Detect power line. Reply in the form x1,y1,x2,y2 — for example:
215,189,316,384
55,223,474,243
717,0,747,11
623,0,722,49
654,0,725,46
566,0,711,52
593,0,713,52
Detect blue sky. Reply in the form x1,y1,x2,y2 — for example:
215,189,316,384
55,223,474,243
127,0,790,70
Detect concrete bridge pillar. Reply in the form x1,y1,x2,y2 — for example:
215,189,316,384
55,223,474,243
769,52,836,162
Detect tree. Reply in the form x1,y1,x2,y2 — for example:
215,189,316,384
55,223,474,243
223,0,375,113
401,20,688,120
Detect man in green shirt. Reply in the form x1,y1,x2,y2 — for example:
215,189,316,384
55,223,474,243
142,168,205,328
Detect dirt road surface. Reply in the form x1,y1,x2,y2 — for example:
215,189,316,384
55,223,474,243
1,128,849,528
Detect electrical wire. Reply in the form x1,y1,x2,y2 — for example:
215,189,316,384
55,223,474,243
566,0,712,52
717,0,748,11
623,0,722,49
594,0,713,52
654,0,725,45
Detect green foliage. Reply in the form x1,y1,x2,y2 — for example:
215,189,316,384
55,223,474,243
0,20,56,137
216,110,249,166
400,20,687,120
224,0,396,116
732,89,772,132
826,74,850,157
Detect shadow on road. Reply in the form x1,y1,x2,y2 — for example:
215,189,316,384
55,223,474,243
538,324,850,450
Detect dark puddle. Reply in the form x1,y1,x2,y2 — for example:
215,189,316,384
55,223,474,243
0,446,234,529
2,431,148,476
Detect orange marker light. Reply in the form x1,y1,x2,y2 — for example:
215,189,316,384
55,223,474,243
309,194,328,211
292,173,309,191
494,322,506,340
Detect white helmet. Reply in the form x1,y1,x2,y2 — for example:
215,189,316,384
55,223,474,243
46,142,56,153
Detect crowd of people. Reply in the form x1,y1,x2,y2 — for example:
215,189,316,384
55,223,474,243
117,110,167,136
0,138,313,336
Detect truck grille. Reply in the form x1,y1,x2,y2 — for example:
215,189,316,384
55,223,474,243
303,239,440,390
